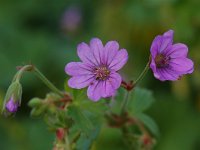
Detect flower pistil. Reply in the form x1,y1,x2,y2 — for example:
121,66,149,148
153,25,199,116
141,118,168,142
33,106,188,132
94,66,110,80
155,54,170,68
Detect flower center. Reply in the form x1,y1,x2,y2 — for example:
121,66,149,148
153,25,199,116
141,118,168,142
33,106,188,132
94,66,110,80
155,54,170,68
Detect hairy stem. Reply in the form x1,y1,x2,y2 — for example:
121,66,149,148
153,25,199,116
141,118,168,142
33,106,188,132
134,55,151,86
14,65,34,82
65,135,71,150
120,91,130,115
34,67,64,97
14,65,64,97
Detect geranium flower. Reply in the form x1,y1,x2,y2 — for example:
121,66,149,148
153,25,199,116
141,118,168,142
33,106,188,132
150,30,194,81
65,38,128,101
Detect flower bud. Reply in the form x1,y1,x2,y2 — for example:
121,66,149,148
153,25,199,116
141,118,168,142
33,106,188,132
2,81,22,116
30,105,47,117
5,97,19,113
28,98,42,108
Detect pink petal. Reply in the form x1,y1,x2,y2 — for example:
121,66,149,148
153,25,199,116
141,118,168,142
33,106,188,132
157,68,179,81
150,59,161,79
109,72,122,89
87,81,102,101
150,66,161,80
87,72,121,101
101,72,122,98
77,42,98,66
150,35,162,58
68,75,94,89
90,38,104,65
159,30,174,53
151,30,174,58
109,49,128,71
165,43,188,58
163,30,174,39
159,36,173,53
104,41,119,65
65,62,93,76
169,58,194,74
101,81,115,98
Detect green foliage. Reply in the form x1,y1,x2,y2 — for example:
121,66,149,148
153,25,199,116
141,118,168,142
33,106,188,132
129,87,159,137
114,87,159,138
136,113,160,137
28,94,54,118
68,105,94,135
28,93,72,130
66,87,106,149
76,126,101,150
129,87,155,115
1,0,200,149
110,87,126,114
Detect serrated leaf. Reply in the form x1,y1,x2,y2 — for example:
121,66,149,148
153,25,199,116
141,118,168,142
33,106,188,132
81,100,107,117
76,126,101,150
110,87,126,114
73,88,87,101
68,105,94,135
135,113,160,137
129,87,155,114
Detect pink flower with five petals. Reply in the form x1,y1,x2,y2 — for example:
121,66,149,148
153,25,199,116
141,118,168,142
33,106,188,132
65,38,128,101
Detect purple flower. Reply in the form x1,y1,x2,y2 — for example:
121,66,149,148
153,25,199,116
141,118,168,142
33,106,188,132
65,38,128,101
61,6,82,32
5,97,19,113
150,30,194,81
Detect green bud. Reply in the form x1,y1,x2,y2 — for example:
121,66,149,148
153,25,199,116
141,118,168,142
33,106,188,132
30,105,47,117
28,98,42,108
47,105,57,114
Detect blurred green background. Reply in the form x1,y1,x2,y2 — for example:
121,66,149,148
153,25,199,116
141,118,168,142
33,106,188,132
0,0,200,149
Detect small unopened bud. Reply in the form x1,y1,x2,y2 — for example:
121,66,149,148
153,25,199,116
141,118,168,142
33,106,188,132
28,98,42,108
140,134,155,149
6,97,19,113
56,128,66,141
30,105,47,117
2,81,22,116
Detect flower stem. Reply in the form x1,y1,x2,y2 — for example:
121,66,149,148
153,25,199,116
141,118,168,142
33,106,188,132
33,67,64,97
14,65,64,97
65,134,71,150
134,55,151,86
120,91,130,115
14,65,34,82
120,56,151,114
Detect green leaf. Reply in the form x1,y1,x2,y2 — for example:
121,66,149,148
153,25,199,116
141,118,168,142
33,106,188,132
71,88,107,118
76,126,101,150
68,105,94,135
66,87,106,147
73,88,87,101
129,87,155,114
110,87,126,114
135,113,160,137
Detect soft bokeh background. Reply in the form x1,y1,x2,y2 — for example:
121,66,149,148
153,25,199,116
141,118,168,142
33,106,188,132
0,0,200,149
